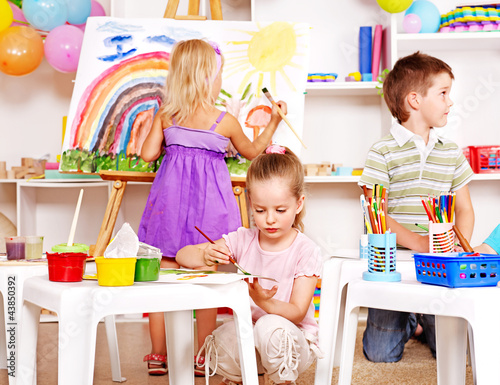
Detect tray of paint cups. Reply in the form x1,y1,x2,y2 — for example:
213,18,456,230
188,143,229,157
135,242,162,282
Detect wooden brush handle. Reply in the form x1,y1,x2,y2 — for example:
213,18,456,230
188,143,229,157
452,225,474,252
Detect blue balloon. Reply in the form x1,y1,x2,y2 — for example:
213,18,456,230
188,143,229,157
23,0,68,31
65,0,91,25
404,0,441,33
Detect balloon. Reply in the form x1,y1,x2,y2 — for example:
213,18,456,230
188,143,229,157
65,0,91,25
44,24,83,72
72,0,106,32
8,1,28,27
22,0,68,31
89,0,105,17
405,0,441,33
0,0,14,32
376,0,413,13
403,13,422,33
0,26,44,76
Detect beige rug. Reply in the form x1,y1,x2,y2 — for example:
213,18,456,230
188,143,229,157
295,320,474,385
0,319,474,384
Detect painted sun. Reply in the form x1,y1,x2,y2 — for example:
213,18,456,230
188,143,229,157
222,21,308,96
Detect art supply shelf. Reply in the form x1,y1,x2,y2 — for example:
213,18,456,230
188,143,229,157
305,82,380,96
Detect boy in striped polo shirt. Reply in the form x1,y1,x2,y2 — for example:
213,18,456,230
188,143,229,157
359,52,474,363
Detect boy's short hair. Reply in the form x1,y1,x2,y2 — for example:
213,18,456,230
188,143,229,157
383,51,454,123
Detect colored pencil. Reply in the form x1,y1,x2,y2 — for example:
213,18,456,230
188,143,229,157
414,223,429,232
450,192,456,222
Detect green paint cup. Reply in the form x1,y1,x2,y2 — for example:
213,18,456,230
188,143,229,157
134,257,161,281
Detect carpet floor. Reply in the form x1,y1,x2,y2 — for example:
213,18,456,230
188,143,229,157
1,318,474,384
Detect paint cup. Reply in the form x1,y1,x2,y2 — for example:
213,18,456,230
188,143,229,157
25,236,44,260
95,257,137,286
135,242,162,281
47,252,88,282
51,243,89,254
5,236,26,260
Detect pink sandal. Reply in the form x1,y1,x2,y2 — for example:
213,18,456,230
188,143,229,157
194,355,206,377
143,353,168,376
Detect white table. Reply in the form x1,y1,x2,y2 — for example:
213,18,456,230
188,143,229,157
17,275,258,385
339,278,499,385
0,262,47,385
314,250,416,385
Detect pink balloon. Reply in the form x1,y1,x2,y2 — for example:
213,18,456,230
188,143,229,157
8,1,28,27
44,25,84,73
90,0,106,17
72,0,106,33
403,13,422,34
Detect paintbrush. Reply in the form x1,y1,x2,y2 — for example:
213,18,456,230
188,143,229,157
452,225,474,253
261,87,307,149
194,226,251,275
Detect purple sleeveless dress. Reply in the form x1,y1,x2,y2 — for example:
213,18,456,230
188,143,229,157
138,111,242,258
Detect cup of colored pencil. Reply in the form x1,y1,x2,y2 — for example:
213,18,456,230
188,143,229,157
420,193,456,253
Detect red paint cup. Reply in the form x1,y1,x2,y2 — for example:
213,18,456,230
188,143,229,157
46,252,87,282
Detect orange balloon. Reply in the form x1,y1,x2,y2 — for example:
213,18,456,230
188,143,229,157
0,26,44,76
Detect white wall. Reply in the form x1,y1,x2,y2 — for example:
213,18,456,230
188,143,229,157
1,0,498,252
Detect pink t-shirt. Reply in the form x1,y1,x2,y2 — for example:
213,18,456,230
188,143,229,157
223,227,323,336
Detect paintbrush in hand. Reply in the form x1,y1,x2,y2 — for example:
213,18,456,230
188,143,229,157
194,226,251,275
261,87,307,149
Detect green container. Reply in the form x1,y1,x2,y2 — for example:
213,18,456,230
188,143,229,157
134,257,160,281
51,243,89,253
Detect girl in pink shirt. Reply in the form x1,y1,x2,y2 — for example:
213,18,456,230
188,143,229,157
177,145,323,385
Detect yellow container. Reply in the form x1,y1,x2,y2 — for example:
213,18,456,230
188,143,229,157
95,256,137,286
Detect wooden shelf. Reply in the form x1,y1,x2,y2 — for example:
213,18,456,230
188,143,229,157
305,82,380,96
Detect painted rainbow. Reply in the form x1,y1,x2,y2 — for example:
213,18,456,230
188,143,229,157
62,51,169,173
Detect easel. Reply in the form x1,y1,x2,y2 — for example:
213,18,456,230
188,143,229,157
163,0,223,20
90,171,155,257
90,1,229,256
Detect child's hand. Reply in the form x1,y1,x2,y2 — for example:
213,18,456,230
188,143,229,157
247,278,278,304
270,100,287,123
202,243,231,267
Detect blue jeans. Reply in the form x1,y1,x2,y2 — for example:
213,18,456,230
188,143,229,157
362,309,436,362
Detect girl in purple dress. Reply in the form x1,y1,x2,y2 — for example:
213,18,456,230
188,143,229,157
139,39,287,376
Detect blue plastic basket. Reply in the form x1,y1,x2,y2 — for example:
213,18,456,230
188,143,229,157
413,252,500,288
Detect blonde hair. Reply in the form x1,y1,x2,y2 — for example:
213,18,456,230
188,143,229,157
160,39,224,124
246,147,306,232
383,51,454,123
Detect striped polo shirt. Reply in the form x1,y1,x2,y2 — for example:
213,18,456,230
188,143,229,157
359,122,473,234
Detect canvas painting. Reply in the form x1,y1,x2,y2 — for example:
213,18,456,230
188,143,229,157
61,17,310,174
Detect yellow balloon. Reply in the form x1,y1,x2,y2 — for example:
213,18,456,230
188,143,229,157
0,26,44,76
0,0,14,32
376,0,413,13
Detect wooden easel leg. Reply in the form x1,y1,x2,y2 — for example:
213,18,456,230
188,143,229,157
91,180,127,257
188,0,199,16
209,0,223,20
164,0,180,18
